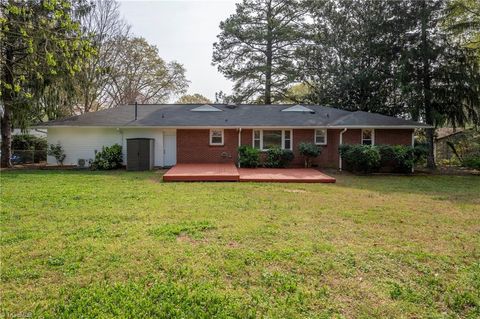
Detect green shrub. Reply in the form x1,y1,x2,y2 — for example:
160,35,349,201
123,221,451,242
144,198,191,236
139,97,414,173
238,145,260,168
414,142,429,165
47,143,66,165
462,154,480,170
12,134,47,151
378,145,415,173
339,144,381,173
12,134,47,163
264,147,294,168
298,142,321,168
91,144,123,170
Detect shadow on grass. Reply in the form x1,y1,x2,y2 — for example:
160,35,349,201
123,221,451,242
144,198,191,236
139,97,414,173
330,173,480,205
2,169,479,205
0,168,157,179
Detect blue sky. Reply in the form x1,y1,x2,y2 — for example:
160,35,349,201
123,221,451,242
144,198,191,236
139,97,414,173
118,0,238,102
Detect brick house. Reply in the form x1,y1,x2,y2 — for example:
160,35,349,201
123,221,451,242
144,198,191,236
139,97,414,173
38,104,428,168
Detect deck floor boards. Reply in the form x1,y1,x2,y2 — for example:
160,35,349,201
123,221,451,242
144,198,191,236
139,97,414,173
163,164,336,183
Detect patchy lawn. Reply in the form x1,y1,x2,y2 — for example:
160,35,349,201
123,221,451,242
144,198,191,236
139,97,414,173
1,170,479,318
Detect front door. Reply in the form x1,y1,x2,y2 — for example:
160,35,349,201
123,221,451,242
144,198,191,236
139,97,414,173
163,134,176,167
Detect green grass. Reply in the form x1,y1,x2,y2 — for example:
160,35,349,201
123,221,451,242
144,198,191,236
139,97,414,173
1,170,479,318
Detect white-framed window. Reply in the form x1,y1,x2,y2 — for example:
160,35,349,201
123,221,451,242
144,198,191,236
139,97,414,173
209,129,224,145
252,129,292,150
314,129,327,145
361,129,374,145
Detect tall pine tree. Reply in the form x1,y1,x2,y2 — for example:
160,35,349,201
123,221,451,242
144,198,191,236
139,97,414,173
212,0,306,104
0,0,94,167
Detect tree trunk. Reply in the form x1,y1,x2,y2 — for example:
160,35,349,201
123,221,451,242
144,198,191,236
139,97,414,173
264,2,273,105
1,104,13,168
1,34,14,168
421,0,436,169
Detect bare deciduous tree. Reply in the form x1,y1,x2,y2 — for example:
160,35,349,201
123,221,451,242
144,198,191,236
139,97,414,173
74,0,130,113
104,37,189,106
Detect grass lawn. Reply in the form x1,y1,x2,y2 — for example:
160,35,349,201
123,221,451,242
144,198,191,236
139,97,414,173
1,170,479,318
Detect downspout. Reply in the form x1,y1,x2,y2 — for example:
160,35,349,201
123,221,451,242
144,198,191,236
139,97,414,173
339,128,347,171
238,128,242,167
411,129,415,173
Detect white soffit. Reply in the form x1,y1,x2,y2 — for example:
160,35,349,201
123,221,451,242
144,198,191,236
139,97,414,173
191,104,223,112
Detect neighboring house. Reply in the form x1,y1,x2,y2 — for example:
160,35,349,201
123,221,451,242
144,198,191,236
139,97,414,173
435,128,465,161
0,129,47,143
36,104,428,168
435,128,479,162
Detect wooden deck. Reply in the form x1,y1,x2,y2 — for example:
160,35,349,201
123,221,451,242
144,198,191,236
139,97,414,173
238,168,336,183
163,164,336,183
163,163,240,182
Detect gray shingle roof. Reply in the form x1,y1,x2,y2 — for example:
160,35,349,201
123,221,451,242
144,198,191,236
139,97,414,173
37,104,429,128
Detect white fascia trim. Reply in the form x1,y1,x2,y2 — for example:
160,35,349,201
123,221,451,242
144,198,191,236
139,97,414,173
327,125,431,129
37,125,430,129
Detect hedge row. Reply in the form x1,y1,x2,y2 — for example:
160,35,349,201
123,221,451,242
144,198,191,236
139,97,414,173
339,144,427,173
238,146,295,168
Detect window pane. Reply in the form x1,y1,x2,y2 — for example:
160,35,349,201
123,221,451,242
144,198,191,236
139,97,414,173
253,130,261,149
211,130,223,144
362,139,372,145
262,130,282,149
284,130,291,149
315,129,326,144
362,129,372,140
211,136,222,144
212,130,222,137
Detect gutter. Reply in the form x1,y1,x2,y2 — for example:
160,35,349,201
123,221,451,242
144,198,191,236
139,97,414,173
238,128,242,168
339,128,348,171
32,125,433,129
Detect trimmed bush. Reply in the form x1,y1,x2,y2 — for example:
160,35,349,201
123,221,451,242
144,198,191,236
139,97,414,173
340,144,421,173
264,147,294,168
298,142,321,168
378,145,415,173
238,145,260,168
91,144,123,170
339,144,381,173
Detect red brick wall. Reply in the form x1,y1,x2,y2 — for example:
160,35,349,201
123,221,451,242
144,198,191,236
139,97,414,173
342,129,362,145
177,129,239,163
375,129,413,145
341,129,413,146
176,128,414,167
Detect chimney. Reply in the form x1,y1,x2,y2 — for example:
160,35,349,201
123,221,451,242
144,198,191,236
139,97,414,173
134,101,138,121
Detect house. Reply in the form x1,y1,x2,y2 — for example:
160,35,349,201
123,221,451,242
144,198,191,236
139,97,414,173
435,128,478,163
36,104,428,168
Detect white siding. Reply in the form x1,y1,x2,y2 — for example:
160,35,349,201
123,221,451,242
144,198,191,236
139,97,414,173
47,127,175,167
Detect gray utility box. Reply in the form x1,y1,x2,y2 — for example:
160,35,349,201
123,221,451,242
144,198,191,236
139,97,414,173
126,138,154,171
